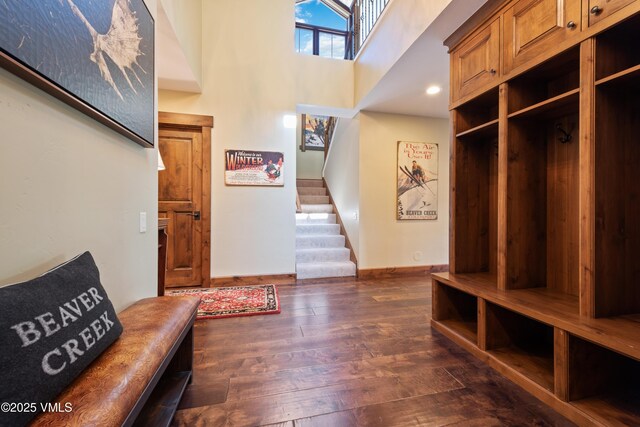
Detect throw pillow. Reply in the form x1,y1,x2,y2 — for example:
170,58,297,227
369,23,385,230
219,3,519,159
0,252,123,427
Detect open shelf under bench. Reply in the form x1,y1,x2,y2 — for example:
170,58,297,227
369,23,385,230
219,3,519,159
432,272,640,426
432,272,640,361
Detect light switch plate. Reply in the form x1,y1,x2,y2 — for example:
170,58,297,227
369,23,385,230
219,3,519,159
139,212,147,233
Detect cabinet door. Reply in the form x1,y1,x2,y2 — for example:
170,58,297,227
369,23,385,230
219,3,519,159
452,18,500,102
503,0,581,74
588,0,637,26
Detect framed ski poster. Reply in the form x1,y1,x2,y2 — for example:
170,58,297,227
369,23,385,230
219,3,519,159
224,149,284,186
397,141,438,220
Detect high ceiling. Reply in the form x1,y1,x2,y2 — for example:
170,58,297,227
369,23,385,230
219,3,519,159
157,0,490,118
356,0,490,118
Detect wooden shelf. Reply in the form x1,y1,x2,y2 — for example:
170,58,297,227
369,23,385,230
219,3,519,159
444,6,640,425
454,87,499,135
439,318,477,344
433,272,578,321
572,392,640,427
566,334,640,426
455,119,499,140
595,13,640,82
433,280,478,345
507,89,579,120
133,371,191,427
433,272,640,361
488,346,554,392
595,63,640,88
484,301,555,392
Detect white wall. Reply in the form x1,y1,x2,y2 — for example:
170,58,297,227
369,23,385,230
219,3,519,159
358,111,449,269
158,0,202,91
0,0,158,311
159,0,354,278
354,0,452,105
296,128,324,179
324,116,361,257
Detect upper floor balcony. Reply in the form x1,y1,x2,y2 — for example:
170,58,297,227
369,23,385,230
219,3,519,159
295,0,391,60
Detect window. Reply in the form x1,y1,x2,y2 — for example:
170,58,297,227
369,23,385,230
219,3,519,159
319,32,345,59
295,0,350,59
295,27,314,55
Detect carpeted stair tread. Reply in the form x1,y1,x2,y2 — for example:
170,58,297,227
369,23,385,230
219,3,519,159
300,204,334,214
295,213,337,224
296,234,345,249
296,224,340,235
296,261,356,279
295,182,354,280
300,195,330,204
296,248,351,263
296,179,324,188
298,187,327,196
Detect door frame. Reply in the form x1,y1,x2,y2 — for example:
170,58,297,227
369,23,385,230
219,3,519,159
158,111,213,288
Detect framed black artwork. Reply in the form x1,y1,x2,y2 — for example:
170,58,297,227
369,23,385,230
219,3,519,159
0,0,155,147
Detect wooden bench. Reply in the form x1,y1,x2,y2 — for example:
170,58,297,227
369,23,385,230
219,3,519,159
31,296,200,427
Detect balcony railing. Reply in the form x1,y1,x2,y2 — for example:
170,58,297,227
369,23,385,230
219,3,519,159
351,0,391,57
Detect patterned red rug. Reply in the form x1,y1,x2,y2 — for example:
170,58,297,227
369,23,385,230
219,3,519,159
167,284,280,320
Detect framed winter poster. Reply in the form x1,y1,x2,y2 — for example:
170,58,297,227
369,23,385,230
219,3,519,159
0,0,155,147
397,141,438,220
224,150,284,186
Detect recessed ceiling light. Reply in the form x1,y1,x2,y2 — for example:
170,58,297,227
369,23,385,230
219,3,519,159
426,86,442,95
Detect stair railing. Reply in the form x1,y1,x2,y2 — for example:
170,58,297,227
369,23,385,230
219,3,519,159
351,0,392,56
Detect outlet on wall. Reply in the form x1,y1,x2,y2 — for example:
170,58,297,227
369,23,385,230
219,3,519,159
413,251,423,261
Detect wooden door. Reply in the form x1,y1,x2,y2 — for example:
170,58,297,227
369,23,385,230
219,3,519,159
452,18,501,102
587,0,636,26
158,114,212,288
503,0,581,74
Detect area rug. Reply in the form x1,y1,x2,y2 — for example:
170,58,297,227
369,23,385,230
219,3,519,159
167,285,280,320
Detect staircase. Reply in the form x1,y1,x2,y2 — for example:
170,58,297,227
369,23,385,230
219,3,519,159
296,179,356,280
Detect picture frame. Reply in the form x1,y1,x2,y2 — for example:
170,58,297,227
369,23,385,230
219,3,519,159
397,141,438,220
224,149,284,187
0,0,155,148
301,114,328,152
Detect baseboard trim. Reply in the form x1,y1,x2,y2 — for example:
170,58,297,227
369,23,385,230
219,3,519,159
357,264,449,279
210,274,297,287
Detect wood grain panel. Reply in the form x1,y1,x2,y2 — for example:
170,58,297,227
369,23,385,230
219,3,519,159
159,128,203,288
579,38,596,317
159,112,212,290
358,264,448,279
594,82,640,316
498,83,509,290
506,119,547,289
210,274,297,287
159,135,193,202
173,212,194,270
587,0,636,26
546,114,579,296
504,0,581,74
452,18,501,101
452,111,499,275
554,328,570,401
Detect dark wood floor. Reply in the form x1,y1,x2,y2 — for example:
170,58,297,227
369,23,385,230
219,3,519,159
172,276,574,426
